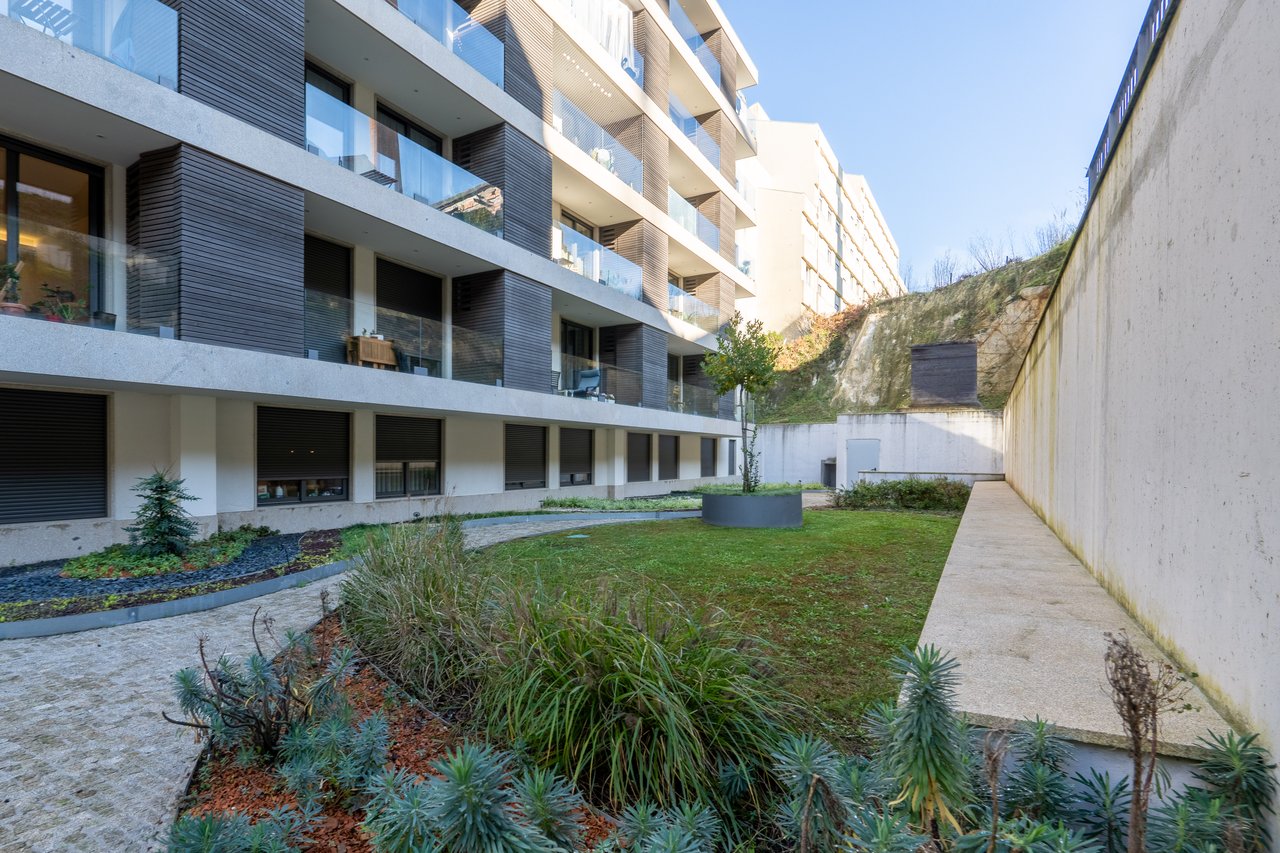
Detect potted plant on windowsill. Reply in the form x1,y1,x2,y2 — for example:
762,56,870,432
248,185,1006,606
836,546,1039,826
0,262,27,317
699,313,801,528
34,285,87,324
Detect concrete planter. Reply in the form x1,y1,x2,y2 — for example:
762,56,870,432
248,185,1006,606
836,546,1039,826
701,492,803,529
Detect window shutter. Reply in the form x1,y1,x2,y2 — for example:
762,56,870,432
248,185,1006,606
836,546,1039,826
627,432,652,483
377,258,443,320
257,407,350,479
559,428,593,479
700,437,716,478
658,435,679,480
376,415,442,462
505,424,546,490
305,236,352,298
0,389,107,524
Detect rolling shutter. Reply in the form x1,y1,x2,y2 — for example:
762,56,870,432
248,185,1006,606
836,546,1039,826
304,236,352,363
658,435,679,480
627,432,652,483
257,407,350,479
305,236,351,297
505,424,546,490
0,389,107,524
377,258,443,320
700,437,717,478
559,428,593,482
376,415,442,462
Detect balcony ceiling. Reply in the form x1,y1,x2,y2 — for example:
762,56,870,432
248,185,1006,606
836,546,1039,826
552,160,638,227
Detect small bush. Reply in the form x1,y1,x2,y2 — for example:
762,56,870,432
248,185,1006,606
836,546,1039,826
279,712,389,809
62,525,274,579
126,469,200,556
168,805,311,853
832,478,971,513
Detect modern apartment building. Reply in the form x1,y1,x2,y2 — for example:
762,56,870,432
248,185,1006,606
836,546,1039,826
0,0,761,563
741,104,905,337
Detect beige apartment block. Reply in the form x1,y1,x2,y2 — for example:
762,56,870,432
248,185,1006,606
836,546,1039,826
740,104,905,337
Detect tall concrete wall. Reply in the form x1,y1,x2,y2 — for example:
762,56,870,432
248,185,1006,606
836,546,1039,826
1004,0,1280,803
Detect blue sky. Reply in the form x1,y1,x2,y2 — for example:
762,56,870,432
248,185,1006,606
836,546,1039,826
726,1,1151,288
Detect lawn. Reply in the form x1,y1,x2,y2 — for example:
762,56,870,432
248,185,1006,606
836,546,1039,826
482,509,959,742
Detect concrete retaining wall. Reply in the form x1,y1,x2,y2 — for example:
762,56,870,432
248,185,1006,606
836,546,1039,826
1003,0,1280,822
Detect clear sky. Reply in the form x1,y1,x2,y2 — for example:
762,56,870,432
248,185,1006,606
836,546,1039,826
726,1,1152,289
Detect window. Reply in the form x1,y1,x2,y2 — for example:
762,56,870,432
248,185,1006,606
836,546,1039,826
560,209,595,239
304,236,352,364
505,424,547,490
256,407,350,505
377,258,444,375
728,439,737,477
559,428,593,486
0,137,104,320
376,415,442,498
626,433,652,483
306,62,349,103
0,389,106,524
658,435,679,480
700,437,717,478
377,104,442,155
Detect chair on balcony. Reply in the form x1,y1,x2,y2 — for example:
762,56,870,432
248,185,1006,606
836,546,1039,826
568,368,604,400
12,0,78,39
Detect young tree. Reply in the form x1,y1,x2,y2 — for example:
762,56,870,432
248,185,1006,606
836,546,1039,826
701,313,781,493
126,469,199,556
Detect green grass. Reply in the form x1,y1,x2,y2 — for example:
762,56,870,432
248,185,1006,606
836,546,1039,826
540,496,701,511
482,510,958,742
691,482,827,495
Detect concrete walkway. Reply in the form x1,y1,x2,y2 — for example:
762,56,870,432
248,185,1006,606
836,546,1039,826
919,482,1229,755
0,517,641,852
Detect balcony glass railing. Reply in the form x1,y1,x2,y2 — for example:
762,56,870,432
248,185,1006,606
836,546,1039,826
558,0,644,86
668,381,721,417
667,187,720,252
305,85,504,236
554,223,643,302
382,0,504,87
453,324,504,387
303,291,353,364
668,0,721,88
667,284,720,333
1,0,177,88
375,305,444,377
735,244,756,279
553,91,644,194
668,92,721,171
558,353,645,407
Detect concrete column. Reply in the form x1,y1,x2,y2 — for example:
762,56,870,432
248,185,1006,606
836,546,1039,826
441,276,453,380
351,81,377,117
105,165,127,328
352,246,378,336
216,399,255,514
603,428,626,497
650,434,660,483
111,391,171,521
170,395,219,528
547,425,561,490
352,410,376,503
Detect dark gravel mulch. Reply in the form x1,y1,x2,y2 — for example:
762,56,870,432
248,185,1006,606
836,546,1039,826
0,530,345,621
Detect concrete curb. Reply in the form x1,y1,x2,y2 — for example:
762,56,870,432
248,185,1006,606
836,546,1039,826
0,510,702,640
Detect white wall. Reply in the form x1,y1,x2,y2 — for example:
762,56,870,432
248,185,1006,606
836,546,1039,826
1004,0,1280,823
756,423,839,485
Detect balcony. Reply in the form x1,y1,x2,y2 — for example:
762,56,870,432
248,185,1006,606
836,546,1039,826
1,0,177,88
668,92,721,171
668,188,719,252
558,353,645,407
553,91,644,194
668,380,721,417
381,0,504,87
667,284,720,333
553,222,644,302
557,0,644,86
305,85,503,236
668,0,721,89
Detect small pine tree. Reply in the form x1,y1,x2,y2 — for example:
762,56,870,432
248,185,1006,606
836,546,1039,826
126,470,199,556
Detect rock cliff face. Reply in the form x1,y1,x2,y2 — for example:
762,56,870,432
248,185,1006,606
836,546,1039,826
759,242,1068,423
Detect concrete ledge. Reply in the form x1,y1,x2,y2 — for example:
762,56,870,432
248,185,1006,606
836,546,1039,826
919,482,1230,758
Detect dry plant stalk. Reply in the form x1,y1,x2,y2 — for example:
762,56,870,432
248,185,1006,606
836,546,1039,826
983,732,1010,853
1104,631,1192,853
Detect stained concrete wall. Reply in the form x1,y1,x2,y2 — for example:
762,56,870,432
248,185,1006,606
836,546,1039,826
1003,0,1280,815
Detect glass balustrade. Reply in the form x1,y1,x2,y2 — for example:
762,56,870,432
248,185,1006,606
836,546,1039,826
557,0,644,85
382,0,504,87
305,85,504,236
668,0,721,88
668,381,721,417
1,0,178,88
374,305,444,376
553,222,643,302
668,92,721,171
667,187,720,251
552,91,644,193
667,283,720,333
558,353,645,407
452,323,504,387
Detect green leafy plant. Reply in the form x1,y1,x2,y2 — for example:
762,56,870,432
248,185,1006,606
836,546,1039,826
278,712,389,809
832,478,972,513
1071,770,1130,853
955,816,1102,852
0,262,21,304
1191,730,1276,850
772,733,855,851
514,766,587,849
167,805,312,853
1146,788,1235,853
1006,719,1074,823
62,525,273,579
126,469,200,557
700,313,782,493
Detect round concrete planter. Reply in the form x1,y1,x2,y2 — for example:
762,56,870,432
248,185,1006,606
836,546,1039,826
701,492,804,529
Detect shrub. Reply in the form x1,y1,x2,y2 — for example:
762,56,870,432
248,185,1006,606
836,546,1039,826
832,478,971,513
167,806,312,853
126,469,200,556
1071,770,1130,853
1191,730,1277,850
279,712,389,809
514,766,586,849
62,525,273,579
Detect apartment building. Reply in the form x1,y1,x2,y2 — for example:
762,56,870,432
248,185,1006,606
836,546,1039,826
741,104,905,337
0,0,762,563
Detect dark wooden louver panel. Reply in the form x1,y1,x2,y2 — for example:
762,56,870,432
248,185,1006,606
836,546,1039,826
376,416,442,462
305,236,352,298
658,435,679,480
560,428,593,481
627,432,652,483
0,390,107,524
504,424,546,490
257,407,350,480
700,437,717,478
377,259,442,320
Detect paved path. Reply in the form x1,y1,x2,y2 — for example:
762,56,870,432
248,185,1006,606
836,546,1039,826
0,517,642,852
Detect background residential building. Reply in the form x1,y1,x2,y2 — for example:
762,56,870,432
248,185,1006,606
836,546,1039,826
0,0,763,563
740,104,905,337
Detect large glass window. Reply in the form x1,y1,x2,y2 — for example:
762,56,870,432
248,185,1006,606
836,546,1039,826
0,139,102,321
377,104,443,156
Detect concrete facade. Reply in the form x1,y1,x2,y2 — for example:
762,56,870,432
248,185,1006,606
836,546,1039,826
739,105,905,337
1003,0,1280,822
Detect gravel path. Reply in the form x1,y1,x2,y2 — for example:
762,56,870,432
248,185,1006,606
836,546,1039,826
0,516,642,852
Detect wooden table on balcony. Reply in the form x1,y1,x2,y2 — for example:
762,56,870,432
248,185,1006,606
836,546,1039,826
347,335,397,369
